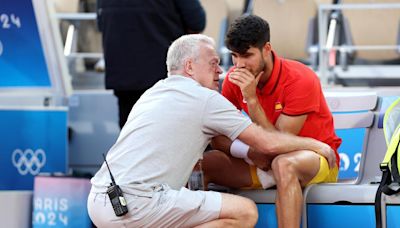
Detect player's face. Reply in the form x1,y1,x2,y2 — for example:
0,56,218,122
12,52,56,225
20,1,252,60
231,46,268,78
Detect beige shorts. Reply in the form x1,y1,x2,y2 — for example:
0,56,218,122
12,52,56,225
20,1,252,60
87,184,221,228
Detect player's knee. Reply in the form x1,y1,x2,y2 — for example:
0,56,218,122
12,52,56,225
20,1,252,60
271,156,296,183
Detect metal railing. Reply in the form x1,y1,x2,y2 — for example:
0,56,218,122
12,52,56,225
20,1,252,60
318,3,400,85
55,12,103,60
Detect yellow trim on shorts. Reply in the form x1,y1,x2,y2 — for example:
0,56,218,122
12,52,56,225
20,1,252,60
241,165,263,189
307,155,338,186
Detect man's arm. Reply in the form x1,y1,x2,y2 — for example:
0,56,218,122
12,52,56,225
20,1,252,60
228,68,275,130
229,68,309,134
211,135,272,170
245,92,310,135
229,68,309,168
246,97,276,130
275,114,307,135
238,124,336,169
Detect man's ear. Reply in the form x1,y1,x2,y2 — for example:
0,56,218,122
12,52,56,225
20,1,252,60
263,42,272,53
184,59,195,76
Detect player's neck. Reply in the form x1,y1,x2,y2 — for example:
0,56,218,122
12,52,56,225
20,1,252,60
258,53,274,88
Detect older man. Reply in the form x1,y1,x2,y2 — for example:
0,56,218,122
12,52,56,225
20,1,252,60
87,34,335,228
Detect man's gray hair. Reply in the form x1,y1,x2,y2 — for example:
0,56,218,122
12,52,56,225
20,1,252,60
166,34,215,74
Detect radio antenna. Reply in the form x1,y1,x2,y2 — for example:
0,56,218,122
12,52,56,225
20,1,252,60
103,153,117,186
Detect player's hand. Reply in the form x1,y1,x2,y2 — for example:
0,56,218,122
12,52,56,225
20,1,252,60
228,68,263,102
248,147,272,171
315,142,336,169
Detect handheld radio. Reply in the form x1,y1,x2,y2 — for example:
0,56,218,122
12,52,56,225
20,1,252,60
103,153,128,216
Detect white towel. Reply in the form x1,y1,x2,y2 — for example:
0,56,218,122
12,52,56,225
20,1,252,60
256,169,276,189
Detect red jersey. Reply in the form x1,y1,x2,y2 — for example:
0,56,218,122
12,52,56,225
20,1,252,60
222,51,341,167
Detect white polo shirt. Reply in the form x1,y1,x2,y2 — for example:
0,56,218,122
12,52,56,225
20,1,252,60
91,75,251,194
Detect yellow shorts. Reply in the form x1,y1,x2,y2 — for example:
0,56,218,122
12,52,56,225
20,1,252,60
246,155,338,189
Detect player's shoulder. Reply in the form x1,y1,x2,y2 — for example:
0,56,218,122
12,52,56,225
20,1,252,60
283,59,318,84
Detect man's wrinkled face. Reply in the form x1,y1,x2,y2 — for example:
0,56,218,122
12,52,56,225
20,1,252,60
191,43,223,91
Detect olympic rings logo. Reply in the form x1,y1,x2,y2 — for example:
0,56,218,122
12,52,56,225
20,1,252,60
12,149,46,175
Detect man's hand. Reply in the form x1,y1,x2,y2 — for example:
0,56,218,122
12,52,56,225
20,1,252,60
247,147,273,171
315,142,336,169
228,68,263,102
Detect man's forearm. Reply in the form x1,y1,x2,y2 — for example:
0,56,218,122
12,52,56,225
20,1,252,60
272,133,325,155
258,128,335,168
262,131,320,155
246,98,276,131
239,124,327,156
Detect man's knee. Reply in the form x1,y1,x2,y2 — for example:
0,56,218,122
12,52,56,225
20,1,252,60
236,197,258,227
271,155,296,183
220,193,258,227
240,197,258,221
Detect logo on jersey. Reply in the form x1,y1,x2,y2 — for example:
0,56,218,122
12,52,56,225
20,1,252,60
275,102,283,111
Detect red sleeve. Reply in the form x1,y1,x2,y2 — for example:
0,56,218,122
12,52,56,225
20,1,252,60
221,67,242,110
282,70,320,116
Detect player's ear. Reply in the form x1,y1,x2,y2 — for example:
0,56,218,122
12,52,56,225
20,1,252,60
263,42,272,52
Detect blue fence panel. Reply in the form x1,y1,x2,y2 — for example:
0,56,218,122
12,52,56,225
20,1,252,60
0,109,68,190
0,0,51,87
307,204,375,228
335,128,366,180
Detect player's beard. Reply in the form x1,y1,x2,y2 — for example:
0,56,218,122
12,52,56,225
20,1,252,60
252,54,267,78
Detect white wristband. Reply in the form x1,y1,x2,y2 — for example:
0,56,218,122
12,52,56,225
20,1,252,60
230,139,250,159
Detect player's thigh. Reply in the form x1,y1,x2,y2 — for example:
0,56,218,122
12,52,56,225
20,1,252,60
272,150,321,185
203,150,253,187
